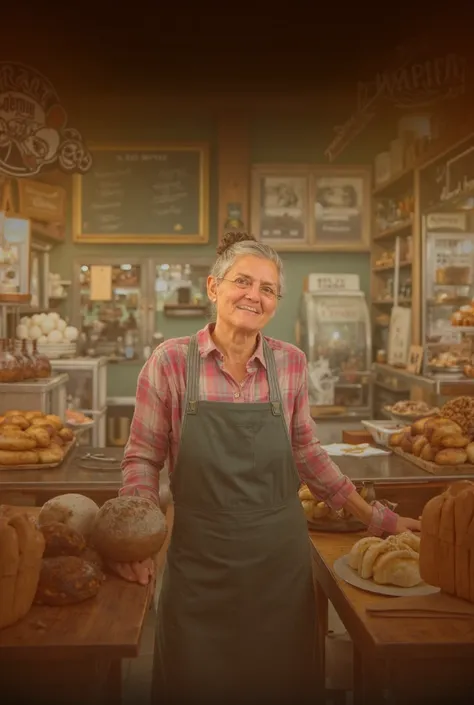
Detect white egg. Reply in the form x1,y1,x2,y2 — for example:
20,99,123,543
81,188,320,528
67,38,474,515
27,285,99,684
20,316,31,328
29,325,43,340
38,335,48,344
57,319,67,332
64,326,78,342
31,314,42,326
16,324,29,339
47,329,63,343
40,318,56,335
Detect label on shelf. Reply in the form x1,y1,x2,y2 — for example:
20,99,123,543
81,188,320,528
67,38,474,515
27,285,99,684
308,273,360,293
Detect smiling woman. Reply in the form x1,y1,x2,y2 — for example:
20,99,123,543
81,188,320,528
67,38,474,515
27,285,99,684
119,231,420,704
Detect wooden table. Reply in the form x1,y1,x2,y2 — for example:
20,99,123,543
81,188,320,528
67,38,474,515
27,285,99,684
310,530,474,704
0,505,172,705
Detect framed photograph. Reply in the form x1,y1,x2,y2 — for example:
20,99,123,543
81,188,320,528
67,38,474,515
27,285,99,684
251,165,311,251
311,167,371,251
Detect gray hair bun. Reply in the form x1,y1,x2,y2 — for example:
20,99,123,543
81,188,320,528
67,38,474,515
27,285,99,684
216,232,257,256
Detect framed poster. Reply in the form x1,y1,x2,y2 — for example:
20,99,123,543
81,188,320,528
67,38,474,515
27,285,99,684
311,167,371,251
72,142,210,244
251,165,311,251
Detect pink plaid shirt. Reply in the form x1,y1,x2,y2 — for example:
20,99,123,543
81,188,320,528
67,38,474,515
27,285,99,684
121,324,397,536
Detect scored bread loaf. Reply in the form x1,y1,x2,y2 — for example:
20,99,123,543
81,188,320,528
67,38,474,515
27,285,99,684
34,556,104,606
39,522,86,558
90,496,167,563
420,480,474,602
0,513,45,629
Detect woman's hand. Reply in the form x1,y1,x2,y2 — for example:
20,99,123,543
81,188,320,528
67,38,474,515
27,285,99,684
107,557,155,585
394,515,421,534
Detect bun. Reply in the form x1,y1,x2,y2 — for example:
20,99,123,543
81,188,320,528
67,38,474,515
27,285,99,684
373,549,421,588
347,537,383,571
40,522,86,558
216,231,257,256
34,556,104,606
38,494,99,539
90,496,167,563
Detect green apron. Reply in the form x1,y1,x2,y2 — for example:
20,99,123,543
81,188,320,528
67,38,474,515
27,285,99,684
152,335,316,704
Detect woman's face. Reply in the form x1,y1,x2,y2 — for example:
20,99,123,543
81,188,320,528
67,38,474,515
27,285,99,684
208,255,280,334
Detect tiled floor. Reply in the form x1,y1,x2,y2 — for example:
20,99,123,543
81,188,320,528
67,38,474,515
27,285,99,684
122,601,353,703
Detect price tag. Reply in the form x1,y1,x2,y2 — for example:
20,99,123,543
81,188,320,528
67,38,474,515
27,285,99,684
90,265,112,301
308,273,360,293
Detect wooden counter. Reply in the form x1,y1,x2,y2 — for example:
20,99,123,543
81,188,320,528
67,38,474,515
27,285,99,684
310,530,474,704
0,505,172,705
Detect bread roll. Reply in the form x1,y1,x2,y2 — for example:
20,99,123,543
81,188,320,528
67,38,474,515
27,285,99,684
420,443,437,462
40,522,86,558
438,434,470,449
0,513,45,629
44,415,63,431
347,537,383,571
58,427,74,443
0,450,39,466
38,494,100,538
359,536,400,579
313,501,330,519
298,485,313,501
411,417,431,436
301,500,313,520
37,446,63,464
0,432,36,451
389,431,405,447
396,531,421,553
373,549,421,588
465,443,474,465
24,426,51,448
412,436,428,457
6,415,29,430
90,496,167,563
34,556,104,605
434,449,467,466
424,417,462,441
24,411,44,421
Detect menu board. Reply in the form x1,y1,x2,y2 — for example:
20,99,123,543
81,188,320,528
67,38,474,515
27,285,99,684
72,144,209,244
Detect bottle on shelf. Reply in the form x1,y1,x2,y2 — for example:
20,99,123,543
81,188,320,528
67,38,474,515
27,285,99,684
31,339,51,379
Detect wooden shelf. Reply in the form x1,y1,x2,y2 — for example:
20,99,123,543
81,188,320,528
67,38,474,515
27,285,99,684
372,261,412,273
373,220,413,241
372,298,412,306
372,167,414,197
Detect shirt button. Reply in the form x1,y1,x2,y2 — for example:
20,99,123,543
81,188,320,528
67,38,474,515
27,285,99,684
234,392,240,399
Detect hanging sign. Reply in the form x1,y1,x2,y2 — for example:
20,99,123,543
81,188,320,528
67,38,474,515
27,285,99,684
0,62,92,177
325,51,467,162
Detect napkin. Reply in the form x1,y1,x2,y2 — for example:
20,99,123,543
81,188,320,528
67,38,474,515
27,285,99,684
322,443,391,458
366,592,474,619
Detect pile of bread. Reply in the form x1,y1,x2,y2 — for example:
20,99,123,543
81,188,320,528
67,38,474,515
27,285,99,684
347,531,422,588
299,483,374,524
420,480,474,603
451,302,474,327
0,493,167,630
0,410,75,466
389,397,474,466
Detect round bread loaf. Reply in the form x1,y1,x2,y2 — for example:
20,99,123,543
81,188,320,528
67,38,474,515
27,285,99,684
90,496,167,562
34,556,104,606
39,521,86,558
37,493,99,538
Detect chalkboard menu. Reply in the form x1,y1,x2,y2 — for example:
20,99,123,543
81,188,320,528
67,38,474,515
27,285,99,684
72,144,209,244
420,134,474,211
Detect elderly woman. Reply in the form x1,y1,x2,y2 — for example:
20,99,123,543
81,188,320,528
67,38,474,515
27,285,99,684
118,232,420,704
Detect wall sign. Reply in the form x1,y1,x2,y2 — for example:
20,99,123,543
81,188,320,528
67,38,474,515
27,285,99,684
17,179,66,223
73,143,209,244
307,273,360,292
0,62,91,177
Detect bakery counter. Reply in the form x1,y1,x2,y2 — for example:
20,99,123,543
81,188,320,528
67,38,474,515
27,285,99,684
336,453,474,484
0,446,124,507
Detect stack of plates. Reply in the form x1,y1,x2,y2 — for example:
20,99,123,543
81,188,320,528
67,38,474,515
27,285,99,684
15,340,77,359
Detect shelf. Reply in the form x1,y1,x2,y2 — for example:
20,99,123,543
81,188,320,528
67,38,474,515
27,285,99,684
373,221,413,241
372,261,412,273
372,167,414,197
372,298,412,306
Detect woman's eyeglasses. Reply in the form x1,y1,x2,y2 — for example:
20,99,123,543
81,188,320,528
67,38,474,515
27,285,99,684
219,276,282,300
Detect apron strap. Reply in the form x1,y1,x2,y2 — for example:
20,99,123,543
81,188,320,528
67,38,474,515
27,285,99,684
184,335,200,415
262,338,284,416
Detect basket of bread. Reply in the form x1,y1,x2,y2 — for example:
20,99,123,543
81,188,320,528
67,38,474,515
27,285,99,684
389,396,474,472
299,482,397,532
0,409,76,469
333,531,439,596
0,493,168,630
384,400,439,423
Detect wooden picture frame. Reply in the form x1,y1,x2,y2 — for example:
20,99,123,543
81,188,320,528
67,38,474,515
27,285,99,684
406,345,424,374
0,212,31,302
251,164,311,251
311,166,371,251
72,142,210,245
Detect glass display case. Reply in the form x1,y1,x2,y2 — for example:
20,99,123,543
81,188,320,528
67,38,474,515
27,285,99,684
73,258,148,361
422,224,474,373
297,275,372,417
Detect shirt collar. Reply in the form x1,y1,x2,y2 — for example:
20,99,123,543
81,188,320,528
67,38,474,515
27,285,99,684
196,323,267,369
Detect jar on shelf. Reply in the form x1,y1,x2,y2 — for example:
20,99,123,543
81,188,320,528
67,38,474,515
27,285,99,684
0,338,23,383
8,339,26,381
31,339,51,379
18,338,35,379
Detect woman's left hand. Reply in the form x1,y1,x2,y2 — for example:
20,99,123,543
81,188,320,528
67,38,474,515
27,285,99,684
394,515,421,534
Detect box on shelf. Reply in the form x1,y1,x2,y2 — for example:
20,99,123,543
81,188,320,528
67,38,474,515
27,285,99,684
0,373,68,417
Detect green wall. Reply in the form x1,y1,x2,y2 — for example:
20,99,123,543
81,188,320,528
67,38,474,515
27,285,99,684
50,115,370,397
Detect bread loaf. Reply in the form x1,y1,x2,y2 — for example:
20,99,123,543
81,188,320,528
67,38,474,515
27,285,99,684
0,513,45,629
420,481,474,602
90,496,167,563
372,549,421,588
34,556,104,606
39,522,86,558
38,494,99,538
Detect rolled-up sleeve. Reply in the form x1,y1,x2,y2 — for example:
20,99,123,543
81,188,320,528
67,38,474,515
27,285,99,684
120,348,171,504
291,362,356,509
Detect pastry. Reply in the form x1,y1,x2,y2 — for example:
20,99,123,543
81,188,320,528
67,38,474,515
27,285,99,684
434,449,467,466
0,450,39,466
372,549,421,588
0,432,36,451
347,537,383,571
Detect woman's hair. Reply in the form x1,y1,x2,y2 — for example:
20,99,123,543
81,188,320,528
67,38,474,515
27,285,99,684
211,232,285,295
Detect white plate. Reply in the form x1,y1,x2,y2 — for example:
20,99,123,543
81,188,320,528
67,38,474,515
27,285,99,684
333,554,440,598
66,419,95,430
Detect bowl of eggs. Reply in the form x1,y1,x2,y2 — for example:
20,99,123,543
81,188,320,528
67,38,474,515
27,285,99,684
16,313,79,359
